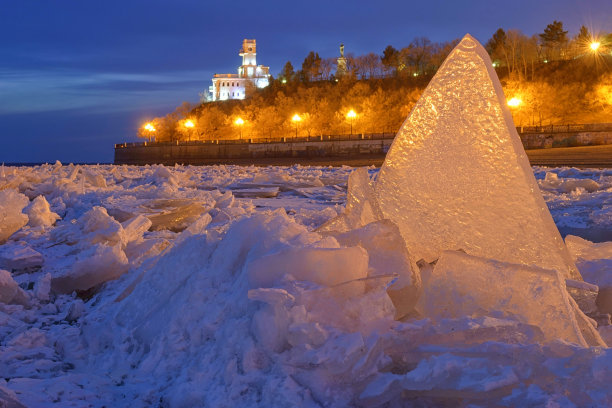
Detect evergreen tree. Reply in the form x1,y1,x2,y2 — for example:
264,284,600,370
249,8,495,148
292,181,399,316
576,25,591,43
539,20,568,60
279,61,295,82
485,28,509,68
381,45,399,75
301,51,322,81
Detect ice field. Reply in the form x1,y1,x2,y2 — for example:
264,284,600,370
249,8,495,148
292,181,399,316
0,162,611,407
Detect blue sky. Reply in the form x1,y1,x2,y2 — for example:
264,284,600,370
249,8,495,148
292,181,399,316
1,0,611,163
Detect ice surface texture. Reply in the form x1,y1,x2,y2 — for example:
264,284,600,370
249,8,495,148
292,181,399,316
376,34,579,280
418,251,586,346
0,190,29,243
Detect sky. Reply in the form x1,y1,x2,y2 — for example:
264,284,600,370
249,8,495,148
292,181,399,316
1,0,611,163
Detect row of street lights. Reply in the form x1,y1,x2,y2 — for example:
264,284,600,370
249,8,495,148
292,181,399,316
144,99,529,142
230,109,358,140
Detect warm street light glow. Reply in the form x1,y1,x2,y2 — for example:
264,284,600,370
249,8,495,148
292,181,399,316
143,122,156,142
346,110,357,135
291,114,301,138
184,119,195,128
590,41,601,51
507,97,521,107
234,117,245,139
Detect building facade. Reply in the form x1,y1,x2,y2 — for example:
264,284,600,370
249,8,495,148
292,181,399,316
207,39,270,102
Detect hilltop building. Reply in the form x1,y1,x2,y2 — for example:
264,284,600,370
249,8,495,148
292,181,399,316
207,39,270,102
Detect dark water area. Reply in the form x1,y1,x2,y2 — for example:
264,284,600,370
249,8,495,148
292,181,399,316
3,162,112,167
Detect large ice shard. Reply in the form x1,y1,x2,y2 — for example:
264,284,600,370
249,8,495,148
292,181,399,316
417,251,587,346
376,34,580,280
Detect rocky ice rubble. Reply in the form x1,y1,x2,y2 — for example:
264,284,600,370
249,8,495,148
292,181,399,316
1,35,612,406
0,162,610,407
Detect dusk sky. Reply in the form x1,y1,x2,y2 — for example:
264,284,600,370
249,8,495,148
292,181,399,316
1,0,611,163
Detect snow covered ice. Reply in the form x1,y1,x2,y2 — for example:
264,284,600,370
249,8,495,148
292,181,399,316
1,36,612,406
0,161,610,407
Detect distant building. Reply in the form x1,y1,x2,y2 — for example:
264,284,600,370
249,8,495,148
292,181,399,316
207,39,270,102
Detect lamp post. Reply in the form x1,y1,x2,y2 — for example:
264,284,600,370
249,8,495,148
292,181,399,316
143,122,156,142
183,119,195,141
507,97,522,126
234,117,245,140
346,109,357,135
507,97,521,108
291,114,301,139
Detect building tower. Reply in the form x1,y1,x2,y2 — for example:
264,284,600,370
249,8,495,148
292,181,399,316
207,39,270,102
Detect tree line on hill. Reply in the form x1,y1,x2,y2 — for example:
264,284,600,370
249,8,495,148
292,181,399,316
140,22,612,142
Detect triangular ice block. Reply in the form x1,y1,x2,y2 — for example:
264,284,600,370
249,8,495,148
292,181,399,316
376,34,580,280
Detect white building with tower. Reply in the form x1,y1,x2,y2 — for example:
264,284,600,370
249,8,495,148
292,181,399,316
207,39,270,102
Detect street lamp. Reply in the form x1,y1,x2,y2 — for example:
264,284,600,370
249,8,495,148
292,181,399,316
346,109,357,135
143,122,156,142
234,117,245,140
183,119,195,141
507,97,521,107
507,97,522,126
291,114,301,139
590,41,601,52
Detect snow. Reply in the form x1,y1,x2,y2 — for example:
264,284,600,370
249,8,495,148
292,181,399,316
0,162,609,407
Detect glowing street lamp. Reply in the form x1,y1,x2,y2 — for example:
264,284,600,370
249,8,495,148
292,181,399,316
183,119,195,141
507,97,521,107
143,122,156,142
234,117,245,139
590,41,601,52
346,109,357,135
291,114,302,139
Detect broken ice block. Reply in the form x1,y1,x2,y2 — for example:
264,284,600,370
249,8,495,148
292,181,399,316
375,34,580,280
51,243,129,293
565,235,612,262
147,203,209,232
52,206,126,247
417,250,586,346
0,242,44,273
25,195,60,228
318,167,382,233
246,246,369,297
121,215,152,243
331,219,421,318
0,189,29,243
0,269,29,306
